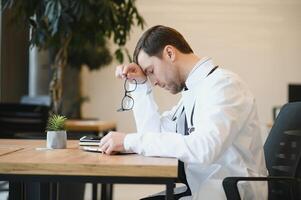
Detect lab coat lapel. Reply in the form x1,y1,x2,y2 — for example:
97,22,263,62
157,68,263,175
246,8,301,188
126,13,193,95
182,89,196,127
182,58,215,127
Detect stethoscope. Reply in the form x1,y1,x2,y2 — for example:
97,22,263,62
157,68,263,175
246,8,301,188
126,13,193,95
173,65,219,135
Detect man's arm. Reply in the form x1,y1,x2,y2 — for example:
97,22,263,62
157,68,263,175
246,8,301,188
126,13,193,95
123,75,260,165
100,63,181,154
131,81,182,133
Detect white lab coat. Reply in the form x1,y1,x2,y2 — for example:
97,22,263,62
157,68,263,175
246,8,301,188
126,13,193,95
124,58,267,199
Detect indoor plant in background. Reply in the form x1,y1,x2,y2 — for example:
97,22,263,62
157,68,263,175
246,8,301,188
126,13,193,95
1,0,145,116
46,114,67,149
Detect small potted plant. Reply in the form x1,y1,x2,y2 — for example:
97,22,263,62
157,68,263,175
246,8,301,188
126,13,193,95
46,114,67,149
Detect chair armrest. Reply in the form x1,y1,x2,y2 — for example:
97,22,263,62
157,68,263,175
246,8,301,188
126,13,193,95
222,176,300,200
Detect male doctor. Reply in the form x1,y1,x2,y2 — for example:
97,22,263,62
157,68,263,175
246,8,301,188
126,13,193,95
99,25,267,199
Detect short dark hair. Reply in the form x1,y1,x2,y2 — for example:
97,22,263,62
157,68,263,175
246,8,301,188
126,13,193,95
133,25,193,64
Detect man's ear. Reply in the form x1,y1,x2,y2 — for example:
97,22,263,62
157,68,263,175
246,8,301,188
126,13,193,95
163,45,176,62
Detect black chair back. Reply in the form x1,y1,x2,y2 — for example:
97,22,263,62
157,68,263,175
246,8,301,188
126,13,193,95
263,102,301,199
0,103,49,138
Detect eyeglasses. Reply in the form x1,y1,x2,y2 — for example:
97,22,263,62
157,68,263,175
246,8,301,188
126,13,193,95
117,78,137,112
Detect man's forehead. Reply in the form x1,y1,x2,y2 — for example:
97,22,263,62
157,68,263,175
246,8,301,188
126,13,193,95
137,50,152,69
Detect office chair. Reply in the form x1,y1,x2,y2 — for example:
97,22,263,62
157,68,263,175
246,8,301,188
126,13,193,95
222,102,301,200
0,103,49,139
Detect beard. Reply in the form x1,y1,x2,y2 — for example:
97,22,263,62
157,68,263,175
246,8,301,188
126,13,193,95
167,81,185,94
163,71,186,94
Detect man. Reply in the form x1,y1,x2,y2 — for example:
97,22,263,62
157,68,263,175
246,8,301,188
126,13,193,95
99,25,267,199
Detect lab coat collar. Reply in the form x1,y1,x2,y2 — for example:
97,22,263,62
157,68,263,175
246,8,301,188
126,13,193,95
184,57,215,91
180,57,215,126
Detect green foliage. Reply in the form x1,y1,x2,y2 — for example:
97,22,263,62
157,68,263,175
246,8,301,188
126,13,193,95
46,114,67,131
1,0,145,69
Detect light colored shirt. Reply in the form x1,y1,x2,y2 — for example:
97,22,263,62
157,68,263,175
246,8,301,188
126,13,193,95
124,57,267,199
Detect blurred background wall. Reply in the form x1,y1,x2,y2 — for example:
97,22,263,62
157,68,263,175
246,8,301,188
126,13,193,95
81,0,301,133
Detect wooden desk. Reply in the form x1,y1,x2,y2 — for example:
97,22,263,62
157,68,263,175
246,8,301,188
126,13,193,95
0,139,178,200
0,147,23,156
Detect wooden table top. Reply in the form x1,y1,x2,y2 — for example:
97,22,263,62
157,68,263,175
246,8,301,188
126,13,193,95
0,139,178,178
0,147,23,156
65,120,116,132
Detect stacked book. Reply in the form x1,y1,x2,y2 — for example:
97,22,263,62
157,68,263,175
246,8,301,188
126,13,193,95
79,135,103,152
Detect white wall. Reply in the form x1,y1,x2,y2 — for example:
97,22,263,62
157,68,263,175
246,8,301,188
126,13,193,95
81,0,301,133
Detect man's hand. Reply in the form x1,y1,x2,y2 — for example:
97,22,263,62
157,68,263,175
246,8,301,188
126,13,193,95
115,63,147,84
99,131,127,155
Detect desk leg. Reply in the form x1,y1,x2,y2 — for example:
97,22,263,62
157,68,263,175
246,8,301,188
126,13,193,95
101,184,113,200
165,182,175,200
9,182,24,200
50,182,59,200
25,182,51,200
92,183,98,200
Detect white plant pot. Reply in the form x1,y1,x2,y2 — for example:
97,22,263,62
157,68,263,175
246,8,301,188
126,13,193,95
46,131,67,149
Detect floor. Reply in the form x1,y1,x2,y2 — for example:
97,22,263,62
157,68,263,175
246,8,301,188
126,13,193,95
85,184,165,200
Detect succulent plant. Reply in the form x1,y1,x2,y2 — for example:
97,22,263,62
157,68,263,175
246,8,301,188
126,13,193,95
46,114,67,131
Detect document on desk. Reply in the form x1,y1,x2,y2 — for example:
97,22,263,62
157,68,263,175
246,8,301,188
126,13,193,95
80,146,103,153
80,146,135,155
